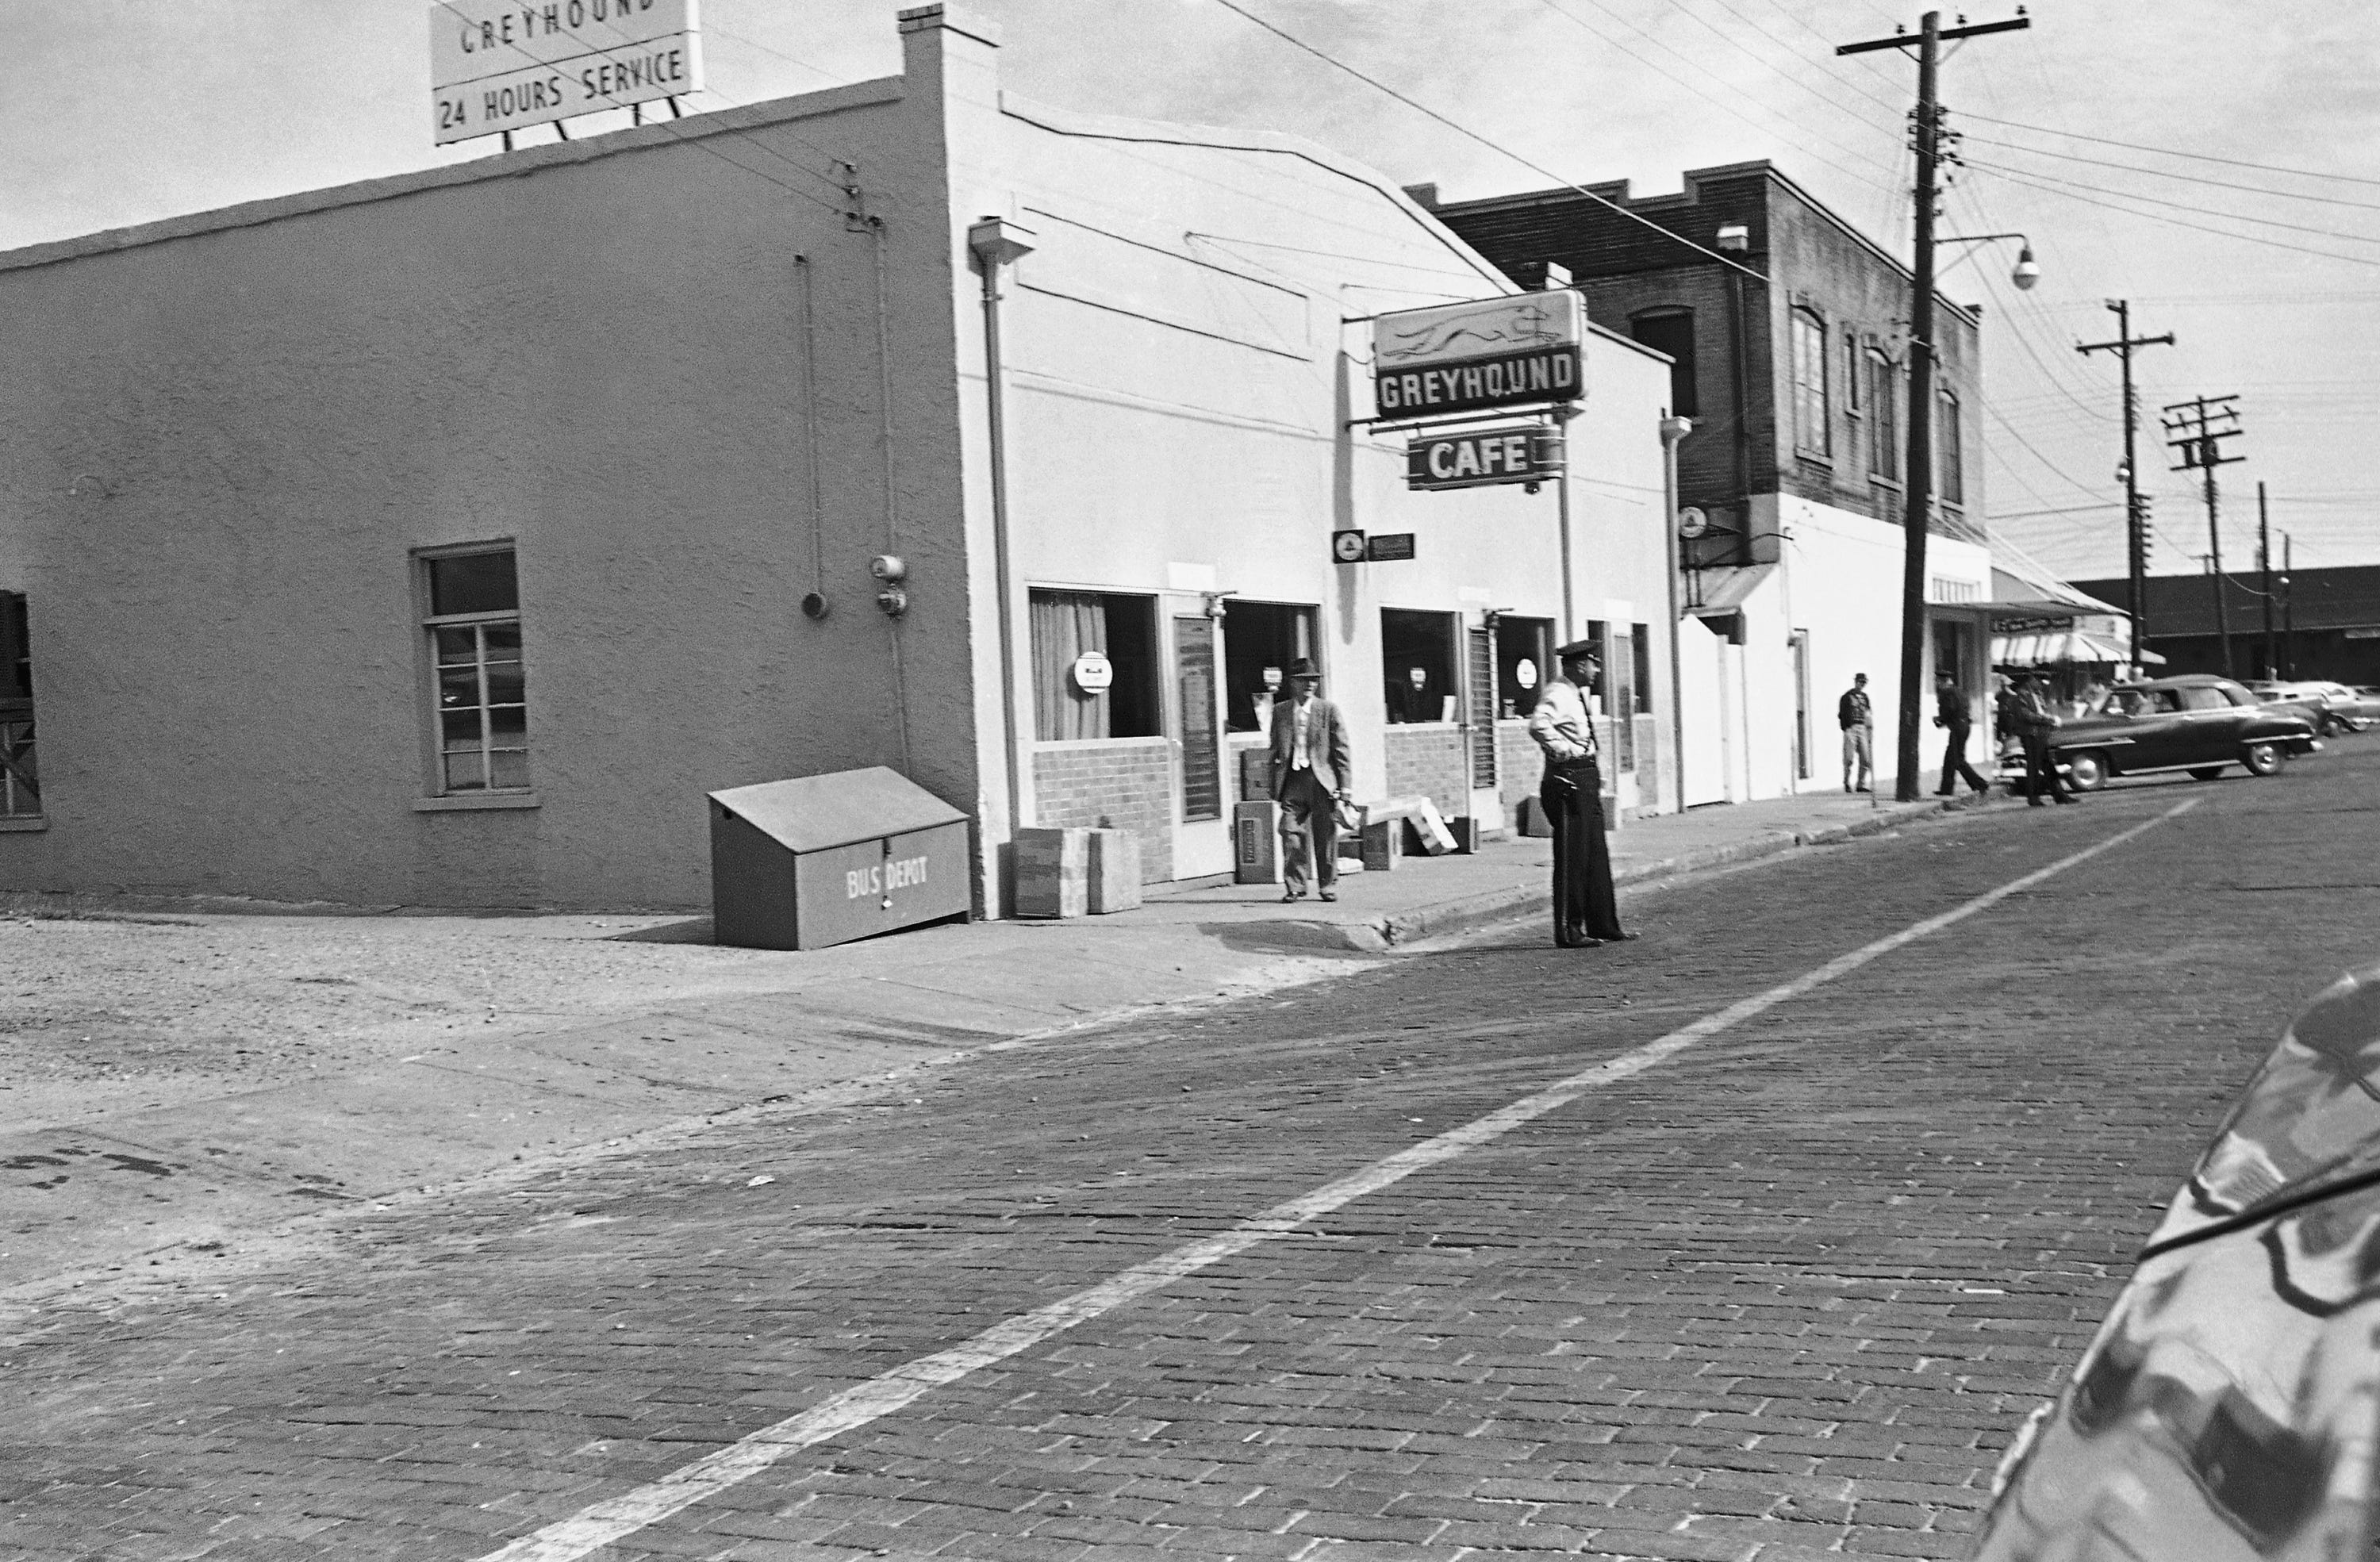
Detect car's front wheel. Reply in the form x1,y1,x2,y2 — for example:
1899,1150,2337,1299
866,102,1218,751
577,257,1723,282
2064,750,2111,792
2242,742,2284,777
2316,712,2343,738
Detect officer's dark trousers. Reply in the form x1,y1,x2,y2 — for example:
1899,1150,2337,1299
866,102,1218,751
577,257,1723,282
1543,756,1624,946
2018,733,2070,801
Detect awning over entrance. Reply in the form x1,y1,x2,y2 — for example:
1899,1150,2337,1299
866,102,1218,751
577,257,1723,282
1991,629,2163,667
1684,563,1775,616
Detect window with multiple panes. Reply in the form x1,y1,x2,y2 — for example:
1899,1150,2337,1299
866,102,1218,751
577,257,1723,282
1866,349,1899,483
423,547,530,793
1790,310,1829,457
0,591,36,819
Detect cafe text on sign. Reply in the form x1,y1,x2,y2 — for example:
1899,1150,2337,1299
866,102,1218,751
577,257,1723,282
430,0,704,145
1372,293,1585,418
1406,425,1564,492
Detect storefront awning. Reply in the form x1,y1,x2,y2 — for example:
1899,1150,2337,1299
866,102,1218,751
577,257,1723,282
1991,630,2163,667
1685,563,1775,616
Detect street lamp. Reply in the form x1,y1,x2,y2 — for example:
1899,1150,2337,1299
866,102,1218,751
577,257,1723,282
1939,232,2039,290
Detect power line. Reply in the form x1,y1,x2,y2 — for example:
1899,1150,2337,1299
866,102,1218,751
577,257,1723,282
1531,0,1904,197
1206,0,1765,282
1971,163,2380,272
1964,158,2380,249
1959,111,2380,191
1968,135,2380,216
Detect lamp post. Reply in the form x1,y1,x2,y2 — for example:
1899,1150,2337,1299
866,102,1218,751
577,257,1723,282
1936,232,2039,291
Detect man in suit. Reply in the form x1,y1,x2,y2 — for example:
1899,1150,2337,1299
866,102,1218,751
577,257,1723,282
1268,657,1353,903
1526,639,1635,948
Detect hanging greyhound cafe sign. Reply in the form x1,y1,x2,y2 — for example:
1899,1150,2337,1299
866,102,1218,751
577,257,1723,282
430,0,703,145
1372,292,1585,419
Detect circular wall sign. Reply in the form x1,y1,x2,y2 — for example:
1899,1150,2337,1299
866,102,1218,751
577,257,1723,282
1515,658,1538,690
1331,529,1368,564
1071,651,1114,693
1677,506,1710,540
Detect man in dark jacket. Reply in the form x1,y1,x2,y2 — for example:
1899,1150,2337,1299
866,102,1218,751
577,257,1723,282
1933,672,1991,796
1838,673,1874,792
2006,673,2075,805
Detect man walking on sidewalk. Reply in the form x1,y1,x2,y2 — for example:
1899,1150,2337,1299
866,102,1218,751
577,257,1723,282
1528,640,1634,948
1933,671,1991,796
1838,673,1874,793
2005,673,2075,806
1268,658,1353,902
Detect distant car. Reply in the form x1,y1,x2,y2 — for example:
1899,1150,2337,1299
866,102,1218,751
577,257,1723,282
1971,968,2380,1560
2244,679,2370,737
2046,675,2320,790
2355,686,2380,725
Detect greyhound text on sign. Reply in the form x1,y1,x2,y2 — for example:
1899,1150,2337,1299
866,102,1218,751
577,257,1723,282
1372,293,1585,419
429,0,704,145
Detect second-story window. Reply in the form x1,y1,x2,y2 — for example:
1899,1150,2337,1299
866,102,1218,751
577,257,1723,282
1866,348,1899,483
1790,310,1829,457
1629,309,1698,419
1939,390,1964,507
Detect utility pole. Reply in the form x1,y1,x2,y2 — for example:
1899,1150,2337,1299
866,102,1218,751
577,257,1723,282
2076,301,2173,669
1838,7,2030,802
2161,394,2244,677
2282,532,2296,677
2259,484,2274,680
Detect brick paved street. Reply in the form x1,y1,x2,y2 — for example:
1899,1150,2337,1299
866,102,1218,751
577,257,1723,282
5,740,2375,1561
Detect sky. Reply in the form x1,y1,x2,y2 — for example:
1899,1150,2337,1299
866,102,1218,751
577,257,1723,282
7,0,2376,581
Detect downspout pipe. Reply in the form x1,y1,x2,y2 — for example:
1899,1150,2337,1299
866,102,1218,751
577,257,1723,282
969,216,1035,907
1660,415,1692,813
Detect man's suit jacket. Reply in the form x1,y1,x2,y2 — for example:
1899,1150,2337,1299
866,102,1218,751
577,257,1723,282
1269,695,1353,796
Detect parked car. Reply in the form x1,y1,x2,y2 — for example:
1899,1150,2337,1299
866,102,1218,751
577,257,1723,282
2044,675,2321,791
1971,967,2380,1559
2244,679,2371,737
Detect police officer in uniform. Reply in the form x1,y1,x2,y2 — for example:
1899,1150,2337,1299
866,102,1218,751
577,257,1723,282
1526,639,1636,948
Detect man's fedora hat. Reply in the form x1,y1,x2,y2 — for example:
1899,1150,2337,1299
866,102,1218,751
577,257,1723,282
1554,639,1602,662
1287,658,1322,680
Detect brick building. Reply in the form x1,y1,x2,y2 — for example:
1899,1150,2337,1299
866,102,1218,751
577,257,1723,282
1411,163,2002,801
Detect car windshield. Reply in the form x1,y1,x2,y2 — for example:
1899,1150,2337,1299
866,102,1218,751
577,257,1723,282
2148,969,2380,1252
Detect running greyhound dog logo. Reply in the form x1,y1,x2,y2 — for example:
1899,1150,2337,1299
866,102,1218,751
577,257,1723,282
1379,299,1566,363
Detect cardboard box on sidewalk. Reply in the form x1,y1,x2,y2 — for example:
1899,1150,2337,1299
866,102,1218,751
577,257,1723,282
1013,827,1089,918
1233,801,1281,885
1086,830,1142,913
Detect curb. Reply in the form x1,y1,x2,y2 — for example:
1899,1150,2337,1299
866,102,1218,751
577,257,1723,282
1368,791,1995,950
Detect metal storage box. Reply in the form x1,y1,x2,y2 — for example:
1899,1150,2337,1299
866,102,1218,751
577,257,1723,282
708,768,971,950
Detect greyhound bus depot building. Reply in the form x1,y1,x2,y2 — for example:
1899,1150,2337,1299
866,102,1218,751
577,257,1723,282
0,6,1678,915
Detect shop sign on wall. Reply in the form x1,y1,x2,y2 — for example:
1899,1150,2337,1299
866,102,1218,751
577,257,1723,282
1406,425,1563,492
1372,292,1584,417
431,0,703,145
1069,650,1114,693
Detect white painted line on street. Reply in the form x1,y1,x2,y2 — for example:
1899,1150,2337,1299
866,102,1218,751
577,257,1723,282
476,800,2194,1561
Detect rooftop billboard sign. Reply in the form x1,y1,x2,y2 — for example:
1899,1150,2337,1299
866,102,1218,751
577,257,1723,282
431,0,702,145
1371,292,1584,420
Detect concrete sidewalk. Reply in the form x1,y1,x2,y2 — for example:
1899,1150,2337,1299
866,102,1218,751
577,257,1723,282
0,785,1994,1299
